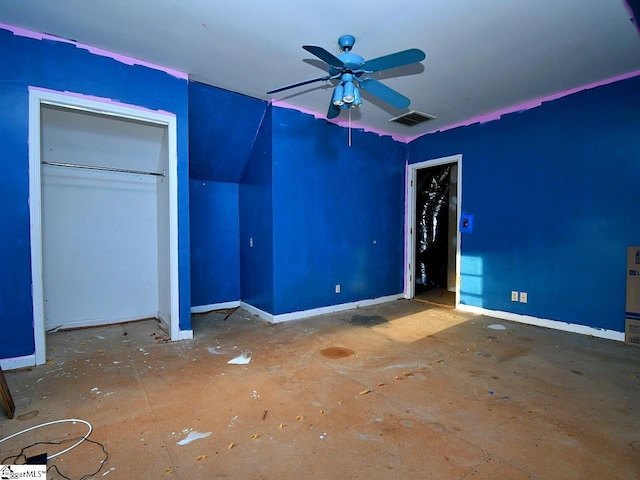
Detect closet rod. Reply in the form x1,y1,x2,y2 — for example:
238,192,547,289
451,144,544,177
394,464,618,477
42,161,165,177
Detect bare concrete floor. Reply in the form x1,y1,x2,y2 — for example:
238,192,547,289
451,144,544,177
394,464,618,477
1,299,640,479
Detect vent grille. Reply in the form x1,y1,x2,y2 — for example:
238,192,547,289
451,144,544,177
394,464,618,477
389,110,436,126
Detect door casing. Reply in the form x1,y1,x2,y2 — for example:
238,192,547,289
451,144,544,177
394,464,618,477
29,87,180,365
405,154,462,304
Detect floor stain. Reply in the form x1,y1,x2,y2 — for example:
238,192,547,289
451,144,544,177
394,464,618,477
496,348,531,364
321,347,355,359
349,315,388,327
17,410,39,421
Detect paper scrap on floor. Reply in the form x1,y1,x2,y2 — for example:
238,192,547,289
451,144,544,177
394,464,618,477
177,430,212,446
228,352,252,364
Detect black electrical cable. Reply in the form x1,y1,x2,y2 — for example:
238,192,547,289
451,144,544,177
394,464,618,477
48,463,73,480
1,436,109,480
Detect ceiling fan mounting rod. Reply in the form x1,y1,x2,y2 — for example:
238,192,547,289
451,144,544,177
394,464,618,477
338,34,355,52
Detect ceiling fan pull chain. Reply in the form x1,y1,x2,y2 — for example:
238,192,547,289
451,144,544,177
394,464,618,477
348,107,352,147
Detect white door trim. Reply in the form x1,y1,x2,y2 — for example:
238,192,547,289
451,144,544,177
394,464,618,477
405,154,462,306
28,87,180,365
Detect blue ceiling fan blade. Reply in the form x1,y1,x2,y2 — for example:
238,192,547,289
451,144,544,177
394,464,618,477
360,48,425,73
303,45,347,69
359,78,411,109
267,75,331,94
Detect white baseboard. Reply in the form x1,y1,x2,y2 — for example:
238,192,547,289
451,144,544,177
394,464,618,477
177,329,194,340
242,294,404,324
191,301,240,314
1,354,36,371
239,302,275,322
457,304,625,341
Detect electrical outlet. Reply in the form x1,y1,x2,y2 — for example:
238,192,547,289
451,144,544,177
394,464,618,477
511,291,518,302
335,284,341,294
249,237,254,247
519,292,528,303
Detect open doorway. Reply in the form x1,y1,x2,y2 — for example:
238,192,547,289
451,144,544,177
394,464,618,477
29,88,180,365
405,154,462,306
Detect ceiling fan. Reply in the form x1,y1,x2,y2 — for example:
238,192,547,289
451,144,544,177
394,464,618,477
267,34,426,119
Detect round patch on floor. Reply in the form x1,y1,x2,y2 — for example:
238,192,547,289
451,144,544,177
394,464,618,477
320,347,355,359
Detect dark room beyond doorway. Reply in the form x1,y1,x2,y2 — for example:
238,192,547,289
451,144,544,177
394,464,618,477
414,163,454,306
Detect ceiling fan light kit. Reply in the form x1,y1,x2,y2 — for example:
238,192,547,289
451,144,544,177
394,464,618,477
268,34,425,120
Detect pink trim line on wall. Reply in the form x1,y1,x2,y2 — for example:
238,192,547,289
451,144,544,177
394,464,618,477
407,69,640,142
0,23,188,80
29,86,178,118
275,69,640,144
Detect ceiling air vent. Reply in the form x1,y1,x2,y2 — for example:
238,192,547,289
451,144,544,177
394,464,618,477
389,110,436,126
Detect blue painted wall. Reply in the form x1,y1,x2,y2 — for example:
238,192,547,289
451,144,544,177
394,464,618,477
189,180,240,306
188,82,267,307
408,75,640,332
188,83,407,316
188,81,267,182
198,102,406,317
270,108,406,315
239,105,274,313
0,27,191,359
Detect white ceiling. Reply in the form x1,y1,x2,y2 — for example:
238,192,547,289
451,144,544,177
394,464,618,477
2,0,640,139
